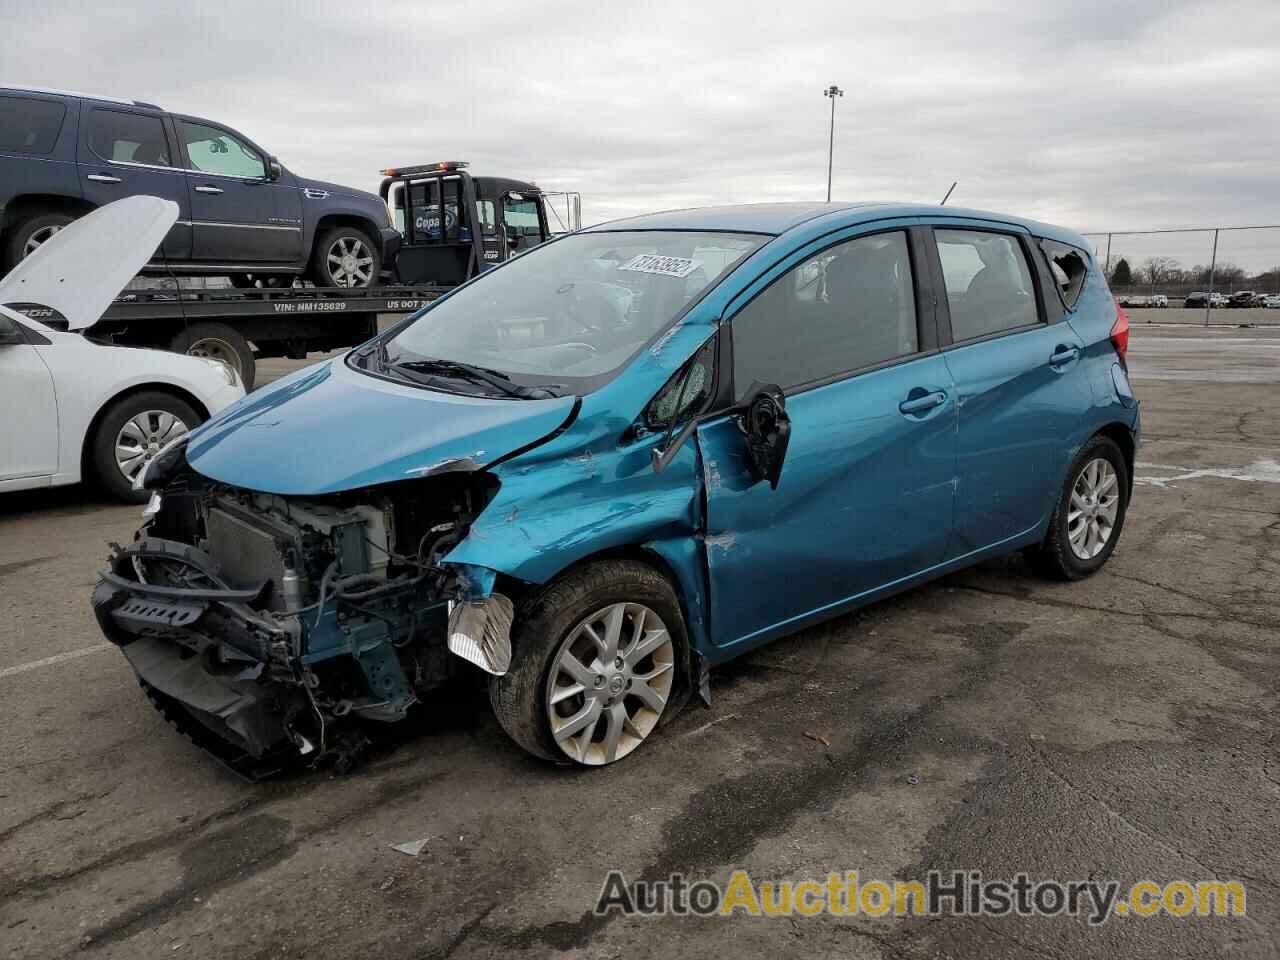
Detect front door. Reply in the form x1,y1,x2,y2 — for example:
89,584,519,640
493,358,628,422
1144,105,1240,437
0,314,58,481
77,106,192,259
929,226,1089,555
695,227,957,654
177,119,301,264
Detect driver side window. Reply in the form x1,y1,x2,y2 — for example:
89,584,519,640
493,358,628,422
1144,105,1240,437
934,229,1039,341
179,121,266,179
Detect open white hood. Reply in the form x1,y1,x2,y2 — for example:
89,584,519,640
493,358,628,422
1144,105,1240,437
0,196,177,331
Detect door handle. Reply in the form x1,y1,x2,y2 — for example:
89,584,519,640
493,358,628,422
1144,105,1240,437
1049,345,1080,367
194,185,224,195
899,390,947,415
86,173,122,183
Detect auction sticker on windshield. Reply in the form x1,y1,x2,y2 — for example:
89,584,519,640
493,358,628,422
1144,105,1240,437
620,254,703,278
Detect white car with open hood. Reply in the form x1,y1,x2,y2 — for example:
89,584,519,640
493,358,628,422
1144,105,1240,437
0,197,245,501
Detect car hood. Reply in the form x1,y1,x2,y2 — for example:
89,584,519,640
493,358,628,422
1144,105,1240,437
185,357,578,495
0,196,177,331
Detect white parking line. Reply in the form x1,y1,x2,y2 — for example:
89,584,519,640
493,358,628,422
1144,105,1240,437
0,643,112,679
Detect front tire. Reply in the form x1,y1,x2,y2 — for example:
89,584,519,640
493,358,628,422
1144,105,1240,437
1027,435,1129,581
91,391,202,502
310,226,380,288
490,560,688,766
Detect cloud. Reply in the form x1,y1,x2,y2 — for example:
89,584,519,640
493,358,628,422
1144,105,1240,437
5,0,1279,266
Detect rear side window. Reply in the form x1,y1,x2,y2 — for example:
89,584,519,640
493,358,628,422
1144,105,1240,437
0,96,66,155
1040,238,1089,311
88,109,172,166
732,231,919,399
935,229,1039,340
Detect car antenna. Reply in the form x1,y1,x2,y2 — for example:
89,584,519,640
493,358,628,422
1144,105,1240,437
940,182,957,206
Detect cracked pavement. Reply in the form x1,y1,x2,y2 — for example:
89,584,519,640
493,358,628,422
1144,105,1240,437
1,324,1276,959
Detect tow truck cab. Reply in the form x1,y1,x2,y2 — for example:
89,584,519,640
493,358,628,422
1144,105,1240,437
379,161,581,286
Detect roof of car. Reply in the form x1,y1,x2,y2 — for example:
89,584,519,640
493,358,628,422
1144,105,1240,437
0,84,161,109
586,201,1089,249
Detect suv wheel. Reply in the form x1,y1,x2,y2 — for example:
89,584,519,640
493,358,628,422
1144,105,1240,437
4,212,76,271
311,227,380,288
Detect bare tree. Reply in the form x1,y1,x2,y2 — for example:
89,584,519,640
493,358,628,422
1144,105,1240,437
1139,256,1179,289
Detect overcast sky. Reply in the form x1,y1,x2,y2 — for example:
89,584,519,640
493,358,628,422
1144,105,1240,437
6,0,1279,268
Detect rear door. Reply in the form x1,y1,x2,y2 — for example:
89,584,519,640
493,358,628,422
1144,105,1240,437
176,118,301,264
695,224,956,653
0,311,58,481
928,223,1088,556
77,105,191,258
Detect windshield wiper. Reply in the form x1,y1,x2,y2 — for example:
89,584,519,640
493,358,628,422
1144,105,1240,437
391,357,564,399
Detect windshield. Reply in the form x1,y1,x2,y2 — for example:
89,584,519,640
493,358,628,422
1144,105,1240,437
370,230,766,396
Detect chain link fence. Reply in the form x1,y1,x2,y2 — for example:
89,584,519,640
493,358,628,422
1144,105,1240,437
1079,225,1280,325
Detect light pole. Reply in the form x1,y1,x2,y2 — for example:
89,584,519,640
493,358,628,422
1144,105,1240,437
824,84,843,202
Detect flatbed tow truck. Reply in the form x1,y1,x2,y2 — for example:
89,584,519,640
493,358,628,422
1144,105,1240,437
10,162,580,389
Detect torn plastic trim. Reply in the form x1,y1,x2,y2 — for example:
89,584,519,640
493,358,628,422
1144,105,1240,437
447,593,515,676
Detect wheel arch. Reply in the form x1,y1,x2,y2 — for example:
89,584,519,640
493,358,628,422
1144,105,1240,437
494,540,709,692
312,213,382,250
80,382,211,481
1094,421,1136,498
2,194,95,251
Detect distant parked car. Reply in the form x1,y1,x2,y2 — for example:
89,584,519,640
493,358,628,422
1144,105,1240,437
0,197,243,501
1264,294,1280,308
1149,294,1168,308
1185,292,1227,308
0,85,400,287
1229,291,1257,308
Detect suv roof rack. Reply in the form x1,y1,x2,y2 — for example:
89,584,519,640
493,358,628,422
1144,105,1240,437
0,84,162,109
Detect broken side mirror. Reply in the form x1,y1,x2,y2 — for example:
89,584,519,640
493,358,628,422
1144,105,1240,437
741,383,791,490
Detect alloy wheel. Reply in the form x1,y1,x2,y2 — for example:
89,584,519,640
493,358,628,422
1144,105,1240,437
326,236,374,287
114,411,190,484
545,602,675,765
22,224,63,259
1067,457,1120,560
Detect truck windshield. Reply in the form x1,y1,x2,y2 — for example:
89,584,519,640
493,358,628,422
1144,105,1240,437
373,230,766,396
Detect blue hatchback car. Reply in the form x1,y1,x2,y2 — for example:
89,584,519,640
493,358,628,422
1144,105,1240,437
95,201,1139,771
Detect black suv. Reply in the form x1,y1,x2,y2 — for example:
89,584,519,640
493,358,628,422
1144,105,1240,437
0,86,399,287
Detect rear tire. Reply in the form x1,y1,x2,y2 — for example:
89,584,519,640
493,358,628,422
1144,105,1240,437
3,211,76,272
1026,435,1129,581
91,391,202,502
309,226,380,288
168,321,256,390
490,560,688,766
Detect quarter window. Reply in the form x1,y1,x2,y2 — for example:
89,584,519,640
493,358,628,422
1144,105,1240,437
1040,238,1089,311
89,109,172,166
935,230,1039,340
179,121,265,178
0,96,66,155
732,231,919,399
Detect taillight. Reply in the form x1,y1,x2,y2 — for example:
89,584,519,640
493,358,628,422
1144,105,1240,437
1110,302,1130,366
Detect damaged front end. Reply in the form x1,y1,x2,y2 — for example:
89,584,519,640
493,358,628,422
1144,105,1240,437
93,448,512,777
